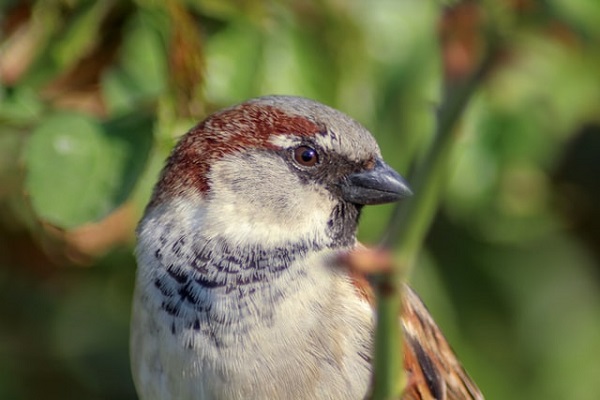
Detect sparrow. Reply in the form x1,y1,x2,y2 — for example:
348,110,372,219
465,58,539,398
130,95,483,399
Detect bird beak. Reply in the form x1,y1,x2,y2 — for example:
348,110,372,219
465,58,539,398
340,159,412,205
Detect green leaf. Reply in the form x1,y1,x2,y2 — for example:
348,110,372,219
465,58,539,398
0,86,44,124
204,21,264,104
52,1,110,69
24,111,154,229
102,11,168,113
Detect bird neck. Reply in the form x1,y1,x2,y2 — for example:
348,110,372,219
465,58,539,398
137,198,359,344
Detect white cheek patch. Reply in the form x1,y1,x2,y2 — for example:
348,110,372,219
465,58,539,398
203,153,336,248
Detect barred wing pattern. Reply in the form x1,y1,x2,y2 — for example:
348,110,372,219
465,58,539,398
400,286,484,400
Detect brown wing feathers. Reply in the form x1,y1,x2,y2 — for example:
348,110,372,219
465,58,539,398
401,285,483,400
349,262,483,400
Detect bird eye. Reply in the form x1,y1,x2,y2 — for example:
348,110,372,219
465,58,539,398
293,146,319,167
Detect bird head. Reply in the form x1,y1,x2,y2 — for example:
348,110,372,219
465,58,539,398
145,95,411,250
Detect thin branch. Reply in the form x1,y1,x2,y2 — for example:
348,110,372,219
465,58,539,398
370,10,502,400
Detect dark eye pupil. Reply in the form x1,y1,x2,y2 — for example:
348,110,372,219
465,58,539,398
293,145,319,166
301,149,315,162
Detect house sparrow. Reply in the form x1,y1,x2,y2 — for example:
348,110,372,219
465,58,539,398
130,95,483,399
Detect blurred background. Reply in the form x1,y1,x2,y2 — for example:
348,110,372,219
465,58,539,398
1,0,599,399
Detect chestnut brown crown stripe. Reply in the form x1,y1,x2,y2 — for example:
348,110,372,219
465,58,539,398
150,104,322,206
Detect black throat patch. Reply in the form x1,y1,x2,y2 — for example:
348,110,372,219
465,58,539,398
151,233,331,346
327,201,361,247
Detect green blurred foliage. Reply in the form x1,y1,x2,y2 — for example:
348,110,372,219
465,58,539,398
0,0,599,399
